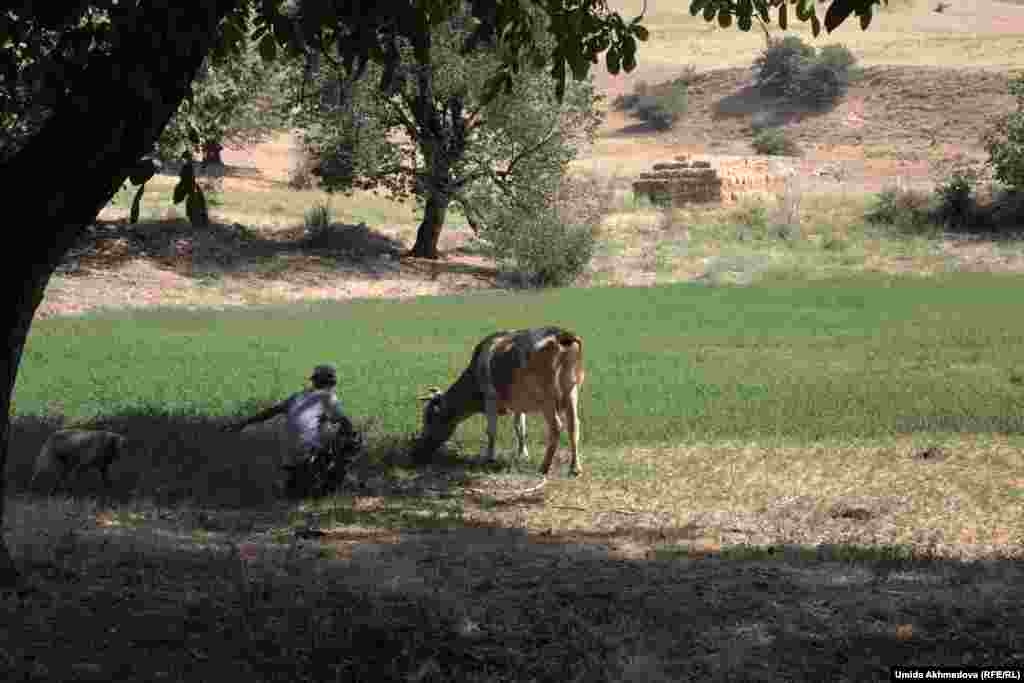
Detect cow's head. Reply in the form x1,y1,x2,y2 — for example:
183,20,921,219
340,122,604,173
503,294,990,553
412,386,455,462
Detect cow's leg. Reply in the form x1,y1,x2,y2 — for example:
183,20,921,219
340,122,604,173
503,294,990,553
539,405,561,475
565,386,582,477
513,413,528,463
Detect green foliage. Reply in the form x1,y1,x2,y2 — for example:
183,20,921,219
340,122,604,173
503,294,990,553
983,73,1024,191
615,77,690,130
751,128,801,156
934,167,979,229
297,9,601,222
785,61,847,111
19,273,1024,444
753,36,856,111
865,186,935,233
153,40,288,164
304,202,334,233
480,207,598,287
474,172,613,287
753,35,816,96
816,43,860,76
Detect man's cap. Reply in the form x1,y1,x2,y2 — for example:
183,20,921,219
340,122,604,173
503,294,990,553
310,364,338,383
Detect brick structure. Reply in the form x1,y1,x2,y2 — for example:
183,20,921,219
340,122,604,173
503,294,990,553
632,155,789,206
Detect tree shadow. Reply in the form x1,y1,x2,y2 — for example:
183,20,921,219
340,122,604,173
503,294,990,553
59,218,408,282
6,411,520,510
712,84,834,128
6,410,1024,679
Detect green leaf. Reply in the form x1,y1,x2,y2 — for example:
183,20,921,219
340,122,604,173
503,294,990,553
606,47,621,75
859,6,873,29
825,0,856,32
258,33,277,62
622,49,637,72
779,2,788,29
172,180,187,205
718,11,733,27
796,0,812,22
756,0,770,23
690,0,708,16
739,13,753,30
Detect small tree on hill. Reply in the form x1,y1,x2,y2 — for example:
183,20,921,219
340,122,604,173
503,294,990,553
293,5,603,261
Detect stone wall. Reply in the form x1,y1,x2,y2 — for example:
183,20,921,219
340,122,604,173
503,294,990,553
632,155,790,206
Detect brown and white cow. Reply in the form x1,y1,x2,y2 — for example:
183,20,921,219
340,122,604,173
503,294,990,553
413,327,585,476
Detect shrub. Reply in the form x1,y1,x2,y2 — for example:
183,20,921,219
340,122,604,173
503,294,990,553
865,186,934,232
785,61,848,111
753,35,816,96
635,87,688,130
816,44,858,75
477,172,613,287
983,73,1024,192
983,187,1024,230
615,77,689,129
303,202,334,245
934,168,979,229
481,208,598,287
751,128,801,156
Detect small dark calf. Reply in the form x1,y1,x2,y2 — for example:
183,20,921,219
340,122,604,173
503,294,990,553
31,429,127,496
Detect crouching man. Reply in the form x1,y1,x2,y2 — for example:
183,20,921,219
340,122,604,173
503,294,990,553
223,364,356,498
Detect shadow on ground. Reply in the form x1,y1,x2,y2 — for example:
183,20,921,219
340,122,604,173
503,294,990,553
5,415,1024,681
58,218,407,281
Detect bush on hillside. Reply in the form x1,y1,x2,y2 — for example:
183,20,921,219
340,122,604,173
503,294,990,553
753,35,816,96
613,76,690,130
751,128,801,156
754,37,858,111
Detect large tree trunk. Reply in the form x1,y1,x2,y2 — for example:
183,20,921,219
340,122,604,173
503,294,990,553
0,1,236,588
410,191,449,259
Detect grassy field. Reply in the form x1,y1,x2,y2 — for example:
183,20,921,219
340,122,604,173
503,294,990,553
18,272,1024,444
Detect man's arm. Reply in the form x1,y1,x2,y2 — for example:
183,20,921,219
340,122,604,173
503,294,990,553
223,400,289,432
325,394,354,434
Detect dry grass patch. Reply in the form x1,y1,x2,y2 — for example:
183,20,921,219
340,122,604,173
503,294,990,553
459,438,1023,561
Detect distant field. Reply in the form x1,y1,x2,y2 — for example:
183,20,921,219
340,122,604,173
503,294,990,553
18,272,1024,448
605,0,1024,71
